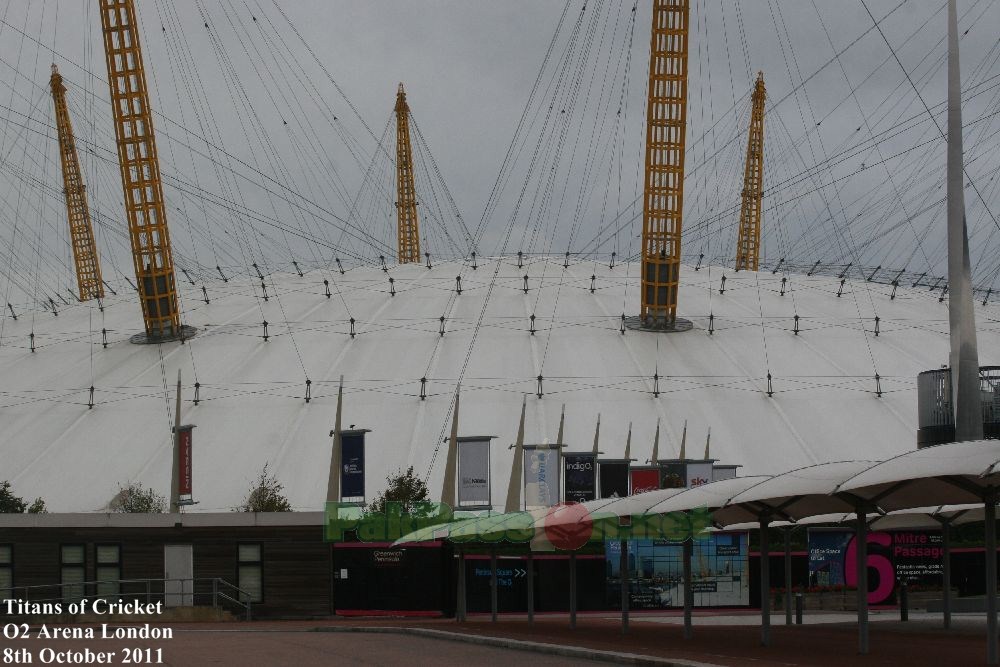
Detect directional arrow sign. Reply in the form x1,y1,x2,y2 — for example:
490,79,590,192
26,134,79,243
514,568,526,578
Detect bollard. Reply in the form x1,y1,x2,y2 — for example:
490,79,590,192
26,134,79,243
899,580,909,622
795,592,803,625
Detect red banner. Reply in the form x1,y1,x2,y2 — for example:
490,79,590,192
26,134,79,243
629,467,660,495
178,426,193,496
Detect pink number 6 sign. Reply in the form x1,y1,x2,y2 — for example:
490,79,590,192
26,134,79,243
845,532,894,605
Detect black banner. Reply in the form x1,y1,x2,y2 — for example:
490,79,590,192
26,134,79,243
659,463,686,489
598,460,629,499
564,453,597,503
341,432,366,499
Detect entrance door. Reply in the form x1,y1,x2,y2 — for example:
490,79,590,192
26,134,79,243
164,544,194,607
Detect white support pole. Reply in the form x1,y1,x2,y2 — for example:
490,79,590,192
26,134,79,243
946,0,982,442
441,384,461,508
170,370,181,513
326,376,344,503
505,395,527,513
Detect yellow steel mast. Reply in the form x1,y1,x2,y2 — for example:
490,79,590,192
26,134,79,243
394,83,421,264
735,72,766,272
641,0,690,328
50,65,104,302
99,0,181,339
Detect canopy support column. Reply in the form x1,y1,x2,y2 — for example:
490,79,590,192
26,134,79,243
942,520,952,630
760,513,771,647
490,548,498,622
457,548,466,622
527,551,534,624
683,538,693,639
856,511,869,655
620,539,629,634
784,527,793,625
986,488,997,665
569,552,578,628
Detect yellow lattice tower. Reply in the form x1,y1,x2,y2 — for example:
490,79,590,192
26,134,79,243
735,72,767,272
641,0,690,328
99,0,181,339
50,65,104,302
394,83,421,264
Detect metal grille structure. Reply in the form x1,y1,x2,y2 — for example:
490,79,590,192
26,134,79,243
99,0,180,338
50,65,104,302
735,72,766,272
641,0,689,328
394,83,421,264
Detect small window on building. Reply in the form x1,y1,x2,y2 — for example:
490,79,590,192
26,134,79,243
96,545,121,598
237,544,262,603
0,545,12,601
61,545,85,603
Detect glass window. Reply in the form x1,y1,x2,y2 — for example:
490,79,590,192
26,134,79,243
0,545,11,601
61,545,85,603
96,545,121,597
237,544,262,603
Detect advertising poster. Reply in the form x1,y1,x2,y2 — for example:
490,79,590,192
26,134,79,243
523,447,560,508
599,461,630,499
808,529,941,604
564,453,597,502
629,467,660,495
605,533,749,609
340,433,366,500
685,462,714,487
457,439,491,506
177,426,193,497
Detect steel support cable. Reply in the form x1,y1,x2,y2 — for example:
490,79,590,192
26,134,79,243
215,0,353,268
0,26,390,262
472,0,575,248
860,0,1000,240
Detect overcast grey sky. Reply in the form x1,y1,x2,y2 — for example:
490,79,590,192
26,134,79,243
0,1,998,306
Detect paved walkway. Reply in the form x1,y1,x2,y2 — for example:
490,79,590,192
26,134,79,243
14,611,996,666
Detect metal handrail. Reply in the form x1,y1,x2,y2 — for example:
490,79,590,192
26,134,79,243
1,577,252,621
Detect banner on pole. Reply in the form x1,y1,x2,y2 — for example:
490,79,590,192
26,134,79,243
629,467,660,495
341,431,366,501
523,446,561,508
177,425,194,497
458,438,492,506
686,462,714,488
598,460,629,499
563,453,597,503
659,463,687,489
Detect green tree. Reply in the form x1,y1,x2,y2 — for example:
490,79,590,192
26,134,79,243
0,481,27,513
367,466,431,516
238,463,292,512
111,482,166,513
27,497,47,514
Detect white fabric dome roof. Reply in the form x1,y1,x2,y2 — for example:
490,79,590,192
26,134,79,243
2,256,991,511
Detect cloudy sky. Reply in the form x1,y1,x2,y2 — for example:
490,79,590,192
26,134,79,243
0,0,998,306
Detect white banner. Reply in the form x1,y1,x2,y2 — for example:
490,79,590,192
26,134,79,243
686,462,715,488
523,447,561,509
458,439,491,505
